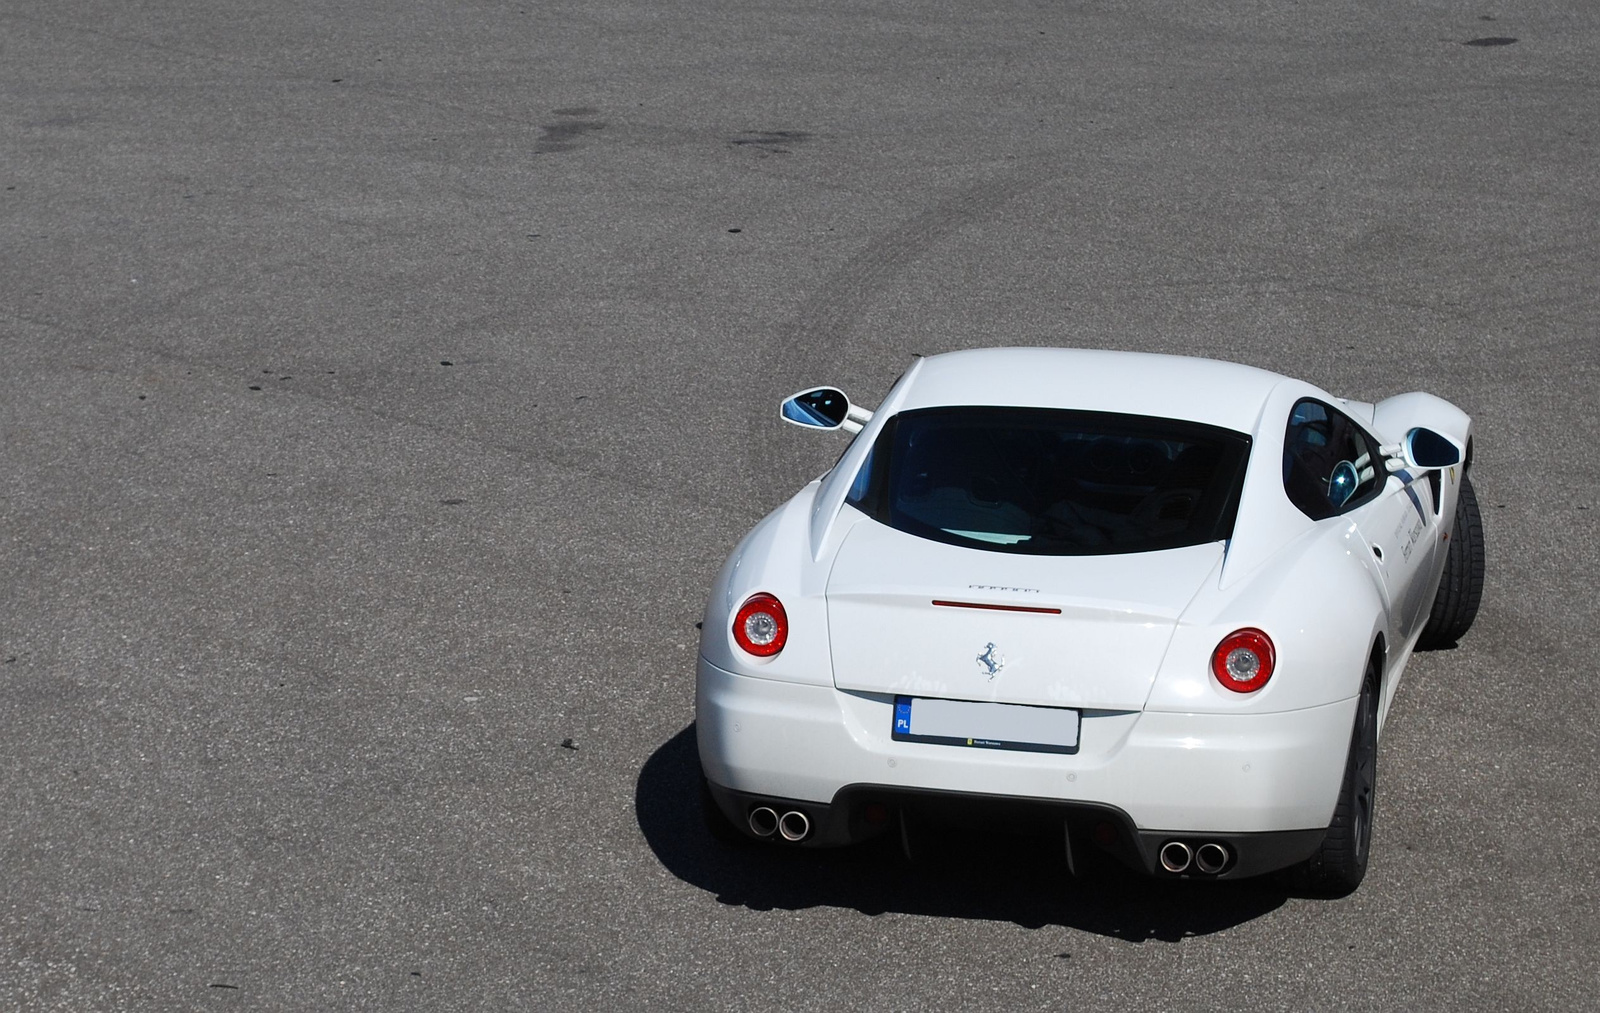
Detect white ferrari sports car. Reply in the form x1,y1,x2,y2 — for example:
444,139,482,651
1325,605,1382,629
697,348,1483,895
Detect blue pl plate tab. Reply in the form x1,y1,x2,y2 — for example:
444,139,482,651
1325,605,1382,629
894,698,913,736
891,695,1080,755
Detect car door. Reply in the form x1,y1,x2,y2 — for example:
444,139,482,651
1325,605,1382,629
1350,465,1438,641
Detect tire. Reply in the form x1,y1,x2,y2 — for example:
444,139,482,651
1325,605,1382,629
1295,658,1379,898
1417,474,1485,649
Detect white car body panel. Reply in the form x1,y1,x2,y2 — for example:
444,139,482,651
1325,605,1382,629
1372,391,1473,452
890,347,1285,432
698,660,1353,833
827,522,1223,710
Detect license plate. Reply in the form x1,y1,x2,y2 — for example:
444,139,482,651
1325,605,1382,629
892,696,1080,754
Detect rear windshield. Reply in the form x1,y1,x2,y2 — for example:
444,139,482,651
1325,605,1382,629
845,407,1252,556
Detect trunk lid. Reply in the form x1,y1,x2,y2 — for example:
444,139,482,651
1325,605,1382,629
826,521,1223,710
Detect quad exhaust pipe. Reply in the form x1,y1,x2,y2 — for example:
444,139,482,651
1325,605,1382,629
1159,840,1232,875
778,810,811,842
748,807,779,838
1195,842,1229,875
748,806,812,843
1159,841,1193,873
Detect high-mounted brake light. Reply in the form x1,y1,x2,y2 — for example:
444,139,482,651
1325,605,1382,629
1211,628,1275,693
732,593,788,657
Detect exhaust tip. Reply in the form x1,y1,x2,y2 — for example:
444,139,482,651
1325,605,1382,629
1159,840,1193,873
1195,842,1230,875
748,806,779,838
778,809,812,842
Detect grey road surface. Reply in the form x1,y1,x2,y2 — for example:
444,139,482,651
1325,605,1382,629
3,1,1597,1010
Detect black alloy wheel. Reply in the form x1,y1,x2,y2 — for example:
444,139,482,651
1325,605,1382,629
1294,658,1380,897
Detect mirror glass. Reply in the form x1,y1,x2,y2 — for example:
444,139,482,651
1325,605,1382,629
1406,428,1462,469
782,387,850,429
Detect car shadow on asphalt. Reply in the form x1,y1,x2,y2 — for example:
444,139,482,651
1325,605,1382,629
636,724,1291,941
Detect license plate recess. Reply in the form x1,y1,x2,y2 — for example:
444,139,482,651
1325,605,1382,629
892,696,1080,754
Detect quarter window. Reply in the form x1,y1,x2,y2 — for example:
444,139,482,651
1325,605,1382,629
1282,399,1382,520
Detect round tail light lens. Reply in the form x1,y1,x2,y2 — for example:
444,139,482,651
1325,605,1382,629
1211,628,1275,693
732,593,788,657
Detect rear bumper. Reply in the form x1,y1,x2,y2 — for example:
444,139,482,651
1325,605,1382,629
698,657,1354,872
703,779,1327,879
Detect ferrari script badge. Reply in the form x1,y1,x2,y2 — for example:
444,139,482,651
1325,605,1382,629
977,642,1005,680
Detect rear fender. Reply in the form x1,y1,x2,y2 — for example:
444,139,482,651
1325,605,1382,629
700,482,854,687
1147,520,1386,715
1370,392,1473,453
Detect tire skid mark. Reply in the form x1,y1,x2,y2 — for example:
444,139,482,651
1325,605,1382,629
744,163,1059,494
1,11,574,139
777,167,1053,371
0,307,742,523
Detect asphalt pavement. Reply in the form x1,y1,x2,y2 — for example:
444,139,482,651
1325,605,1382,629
3,1,1598,1010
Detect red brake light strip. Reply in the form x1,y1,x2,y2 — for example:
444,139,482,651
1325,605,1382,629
931,600,1062,615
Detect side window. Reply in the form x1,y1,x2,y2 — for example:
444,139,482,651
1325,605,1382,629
1283,399,1382,520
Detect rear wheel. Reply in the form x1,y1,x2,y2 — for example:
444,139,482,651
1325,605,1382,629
1417,474,1485,649
1295,658,1379,897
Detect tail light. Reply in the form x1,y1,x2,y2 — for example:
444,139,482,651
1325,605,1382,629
1212,628,1275,693
732,593,788,657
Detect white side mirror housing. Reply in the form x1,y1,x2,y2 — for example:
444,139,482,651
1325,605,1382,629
1401,427,1463,470
780,387,872,434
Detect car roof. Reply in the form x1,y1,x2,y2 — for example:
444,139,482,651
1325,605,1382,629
895,347,1291,434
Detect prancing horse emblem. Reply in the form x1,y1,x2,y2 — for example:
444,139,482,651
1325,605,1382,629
977,642,1004,680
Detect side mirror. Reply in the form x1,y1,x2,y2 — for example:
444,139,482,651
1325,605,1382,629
780,387,871,433
1403,427,1463,470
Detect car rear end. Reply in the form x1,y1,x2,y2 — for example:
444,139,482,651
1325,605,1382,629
697,352,1356,878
